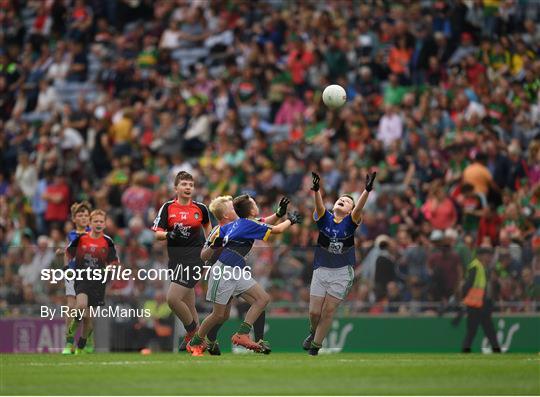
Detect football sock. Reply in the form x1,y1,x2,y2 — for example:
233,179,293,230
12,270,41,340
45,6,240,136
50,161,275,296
185,320,197,333
67,318,80,338
238,321,252,335
207,323,222,342
66,336,74,344
310,341,322,349
86,330,94,346
254,311,266,341
77,338,87,349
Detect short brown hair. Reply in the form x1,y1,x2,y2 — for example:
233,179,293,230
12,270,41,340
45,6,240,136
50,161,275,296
174,171,194,186
71,201,92,218
341,194,355,204
90,209,107,220
233,195,253,218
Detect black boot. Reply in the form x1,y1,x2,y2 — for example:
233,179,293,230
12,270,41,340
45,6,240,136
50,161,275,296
302,332,314,351
308,341,321,356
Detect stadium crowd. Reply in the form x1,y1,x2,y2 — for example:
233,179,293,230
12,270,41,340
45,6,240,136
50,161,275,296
1,0,539,318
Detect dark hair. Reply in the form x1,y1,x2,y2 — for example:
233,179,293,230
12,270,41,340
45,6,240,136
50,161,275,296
475,152,487,164
341,194,355,204
379,241,389,250
71,201,92,217
233,195,254,218
461,183,474,194
174,171,194,186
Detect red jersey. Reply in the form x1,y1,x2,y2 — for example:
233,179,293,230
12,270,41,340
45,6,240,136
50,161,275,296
67,233,119,269
152,199,210,264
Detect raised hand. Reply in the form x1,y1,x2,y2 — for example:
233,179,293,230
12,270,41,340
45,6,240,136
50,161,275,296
276,197,290,218
365,172,377,192
311,172,321,192
287,211,303,225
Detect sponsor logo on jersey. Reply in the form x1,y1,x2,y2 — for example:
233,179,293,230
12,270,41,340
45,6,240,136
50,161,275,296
174,223,191,238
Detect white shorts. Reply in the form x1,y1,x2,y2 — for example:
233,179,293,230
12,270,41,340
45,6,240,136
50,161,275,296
65,278,76,297
206,261,257,305
310,266,354,300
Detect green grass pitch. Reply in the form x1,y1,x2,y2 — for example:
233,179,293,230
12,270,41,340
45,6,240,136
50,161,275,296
1,353,539,395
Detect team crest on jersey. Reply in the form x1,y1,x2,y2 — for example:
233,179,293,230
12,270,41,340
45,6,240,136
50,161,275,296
194,213,199,220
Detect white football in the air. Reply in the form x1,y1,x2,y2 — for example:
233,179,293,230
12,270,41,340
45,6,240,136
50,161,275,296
322,84,347,108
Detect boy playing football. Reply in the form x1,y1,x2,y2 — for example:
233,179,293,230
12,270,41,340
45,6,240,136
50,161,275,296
303,171,376,355
62,201,91,354
200,195,290,355
66,209,119,354
152,171,211,351
187,195,301,356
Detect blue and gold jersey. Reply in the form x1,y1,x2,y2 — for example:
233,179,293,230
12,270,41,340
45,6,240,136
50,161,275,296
202,225,222,265
67,227,90,269
313,210,358,269
215,218,272,268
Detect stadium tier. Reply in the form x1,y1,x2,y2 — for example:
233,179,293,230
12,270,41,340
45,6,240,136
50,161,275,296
0,0,539,360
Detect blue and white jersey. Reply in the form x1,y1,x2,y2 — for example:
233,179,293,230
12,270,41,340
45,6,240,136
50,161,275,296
313,210,358,270
215,218,272,268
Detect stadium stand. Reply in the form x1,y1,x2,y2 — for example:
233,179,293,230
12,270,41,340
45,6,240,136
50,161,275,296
0,0,539,325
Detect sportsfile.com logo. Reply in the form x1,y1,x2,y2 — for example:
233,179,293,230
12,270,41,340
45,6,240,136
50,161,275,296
40,265,253,284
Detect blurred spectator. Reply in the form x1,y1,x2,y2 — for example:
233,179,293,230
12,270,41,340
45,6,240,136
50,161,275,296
477,203,502,246
427,230,462,302
14,152,38,200
121,171,153,223
374,237,396,300
275,89,306,126
385,281,406,314
422,183,457,230
18,235,54,289
42,174,70,231
377,105,403,148
134,290,173,352
462,153,495,198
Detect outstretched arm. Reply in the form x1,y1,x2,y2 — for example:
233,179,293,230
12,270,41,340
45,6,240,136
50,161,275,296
263,197,290,225
351,172,376,224
270,219,292,234
270,211,303,235
311,172,325,218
